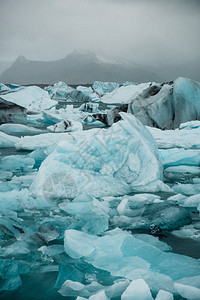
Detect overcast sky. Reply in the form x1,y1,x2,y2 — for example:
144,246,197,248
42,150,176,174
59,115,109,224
0,0,200,69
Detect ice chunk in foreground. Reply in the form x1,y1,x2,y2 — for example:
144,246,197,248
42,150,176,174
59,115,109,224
121,278,153,300
64,229,200,293
31,113,163,200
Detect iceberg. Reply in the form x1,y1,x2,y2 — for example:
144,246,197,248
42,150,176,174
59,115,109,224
15,132,74,150
0,155,35,173
59,197,109,234
0,98,27,125
159,148,200,167
1,86,58,112
173,77,200,127
92,81,119,96
79,102,99,113
112,202,191,233
0,132,20,148
172,224,200,242
44,81,74,99
106,77,200,130
31,113,163,201
47,120,83,133
0,123,46,135
174,283,200,300
147,126,200,149
101,82,151,104
69,87,100,102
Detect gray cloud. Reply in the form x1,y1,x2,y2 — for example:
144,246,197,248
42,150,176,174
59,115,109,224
0,0,200,68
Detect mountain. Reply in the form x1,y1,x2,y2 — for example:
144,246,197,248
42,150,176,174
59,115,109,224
0,51,160,85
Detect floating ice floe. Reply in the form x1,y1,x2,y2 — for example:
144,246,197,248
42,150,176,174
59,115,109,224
44,81,74,100
106,77,200,129
101,82,151,104
172,223,200,242
112,201,191,233
15,132,74,150
79,102,99,113
31,113,164,201
0,123,46,135
0,132,20,148
159,148,200,167
1,86,58,112
121,278,153,300
147,126,200,149
59,195,109,234
69,86,100,102
92,81,119,96
47,120,83,133
64,228,200,294
0,155,35,173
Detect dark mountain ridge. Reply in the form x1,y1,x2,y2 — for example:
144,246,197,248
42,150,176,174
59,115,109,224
0,51,159,85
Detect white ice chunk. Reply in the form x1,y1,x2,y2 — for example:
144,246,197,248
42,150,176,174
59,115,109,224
15,132,75,150
134,234,172,252
0,132,20,148
155,290,173,300
147,126,200,149
121,278,153,300
92,81,119,96
172,224,200,242
159,148,200,167
101,83,151,104
45,81,74,99
173,183,200,196
64,228,200,293
0,123,46,135
1,86,57,112
179,120,200,130
47,120,82,132
174,283,200,300
89,290,108,300
0,155,35,172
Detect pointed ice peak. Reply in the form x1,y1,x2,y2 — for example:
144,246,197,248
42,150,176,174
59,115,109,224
15,55,27,62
